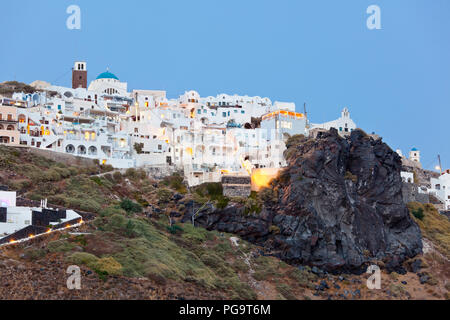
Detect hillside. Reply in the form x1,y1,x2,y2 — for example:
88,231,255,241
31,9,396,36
0,145,449,300
0,81,38,98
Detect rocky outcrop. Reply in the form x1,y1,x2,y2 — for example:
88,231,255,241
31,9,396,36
188,129,422,273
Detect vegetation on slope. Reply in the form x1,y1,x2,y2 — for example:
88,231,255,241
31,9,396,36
408,202,450,258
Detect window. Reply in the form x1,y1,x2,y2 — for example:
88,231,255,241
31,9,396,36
222,112,227,117
158,145,162,150
241,110,245,114
436,184,441,190
339,127,343,131
197,109,201,114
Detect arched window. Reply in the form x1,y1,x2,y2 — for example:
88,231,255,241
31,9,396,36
77,145,86,155
7,125,14,131
88,146,97,156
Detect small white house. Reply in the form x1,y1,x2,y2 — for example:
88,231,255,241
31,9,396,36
401,171,414,184
430,173,450,210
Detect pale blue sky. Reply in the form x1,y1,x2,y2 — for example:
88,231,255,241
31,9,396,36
1,0,449,170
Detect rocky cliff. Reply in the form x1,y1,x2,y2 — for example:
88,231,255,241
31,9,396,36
188,129,423,273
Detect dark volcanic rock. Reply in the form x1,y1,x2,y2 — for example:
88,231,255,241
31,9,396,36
191,129,422,273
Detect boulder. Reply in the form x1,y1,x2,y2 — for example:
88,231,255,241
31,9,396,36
191,129,422,273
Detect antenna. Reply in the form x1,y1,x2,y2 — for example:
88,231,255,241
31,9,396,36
438,155,443,175
303,102,307,118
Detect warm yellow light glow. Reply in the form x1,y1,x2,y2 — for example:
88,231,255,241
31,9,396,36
85,132,90,141
9,239,16,244
29,234,34,238
46,229,52,234
186,147,193,156
251,168,282,192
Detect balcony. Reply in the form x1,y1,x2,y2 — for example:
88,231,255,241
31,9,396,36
0,118,18,124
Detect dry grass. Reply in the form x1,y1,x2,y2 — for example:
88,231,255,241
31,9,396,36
408,202,450,258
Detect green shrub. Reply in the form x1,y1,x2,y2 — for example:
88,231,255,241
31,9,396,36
412,207,425,220
23,248,46,260
68,252,99,267
79,199,102,213
99,205,127,217
94,257,123,276
182,223,208,243
47,240,75,253
167,224,183,234
43,168,62,182
120,198,142,214
157,188,172,204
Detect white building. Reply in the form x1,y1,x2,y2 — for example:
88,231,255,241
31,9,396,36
430,173,450,210
88,70,129,96
310,107,357,136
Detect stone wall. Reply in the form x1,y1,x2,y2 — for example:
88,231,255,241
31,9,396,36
24,148,96,167
222,176,251,198
143,166,177,180
402,182,430,204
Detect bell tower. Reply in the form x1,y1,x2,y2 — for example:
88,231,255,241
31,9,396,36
72,61,87,89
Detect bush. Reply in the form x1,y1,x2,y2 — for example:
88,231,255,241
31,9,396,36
162,172,187,193
100,205,127,217
120,198,142,214
23,248,46,261
68,252,99,267
182,223,208,243
94,257,123,276
157,188,172,204
79,199,102,213
134,143,144,154
412,207,425,220
47,240,75,253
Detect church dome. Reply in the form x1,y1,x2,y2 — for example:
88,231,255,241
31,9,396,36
411,147,418,151
96,71,119,80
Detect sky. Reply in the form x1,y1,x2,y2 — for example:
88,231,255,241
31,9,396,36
0,0,449,170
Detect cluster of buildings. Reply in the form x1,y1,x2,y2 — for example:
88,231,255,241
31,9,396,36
0,61,359,187
397,148,450,211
